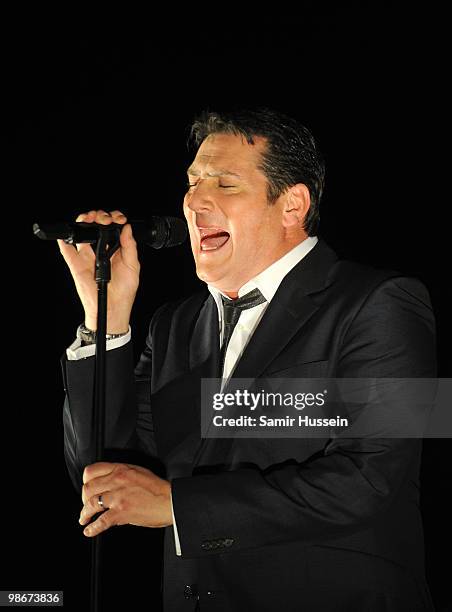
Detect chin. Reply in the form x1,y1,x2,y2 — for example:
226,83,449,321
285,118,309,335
195,255,230,281
195,264,229,287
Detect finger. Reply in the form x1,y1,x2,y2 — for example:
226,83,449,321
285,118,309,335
83,462,116,485
57,210,96,258
94,210,115,225
126,464,150,475
82,471,117,505
79,491,112,525
109,210,127,224
84,465,136,508
73,211,98,253
118,224,140,269
83,509,117,537
75,210,97,223
82,464,133,504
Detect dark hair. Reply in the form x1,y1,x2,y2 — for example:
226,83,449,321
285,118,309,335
188,108,325,235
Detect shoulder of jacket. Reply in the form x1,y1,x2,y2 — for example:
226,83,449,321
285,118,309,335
329,258,432,318
331,258,409,292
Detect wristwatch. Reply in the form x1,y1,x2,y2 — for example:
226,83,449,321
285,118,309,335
79,323,128,346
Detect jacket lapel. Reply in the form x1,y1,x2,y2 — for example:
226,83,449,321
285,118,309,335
161,292,220,476
189,292,220,379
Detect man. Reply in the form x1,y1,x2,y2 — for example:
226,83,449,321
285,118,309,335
59,108,436,611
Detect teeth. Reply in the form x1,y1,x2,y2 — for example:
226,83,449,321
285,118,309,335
201,244,220,251
200,232,230,251
199,228,227,238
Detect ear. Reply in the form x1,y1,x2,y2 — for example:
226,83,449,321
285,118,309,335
281,183,310,228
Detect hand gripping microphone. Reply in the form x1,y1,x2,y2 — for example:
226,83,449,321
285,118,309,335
33,216,187,249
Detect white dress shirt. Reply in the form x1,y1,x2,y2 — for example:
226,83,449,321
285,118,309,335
209,236,318,388
65,236,318,556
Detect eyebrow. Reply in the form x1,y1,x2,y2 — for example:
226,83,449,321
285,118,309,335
186,167,242,179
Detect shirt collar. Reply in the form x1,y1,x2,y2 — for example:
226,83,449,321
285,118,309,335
208,236,318,309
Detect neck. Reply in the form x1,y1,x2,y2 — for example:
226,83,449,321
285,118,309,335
215,235,310,300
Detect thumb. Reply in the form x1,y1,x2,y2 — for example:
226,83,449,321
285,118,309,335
119,224,139,268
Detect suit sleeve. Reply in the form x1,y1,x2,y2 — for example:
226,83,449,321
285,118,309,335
170,276,437,558
62,310,161,494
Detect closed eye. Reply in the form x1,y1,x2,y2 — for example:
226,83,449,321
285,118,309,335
186,182,236,189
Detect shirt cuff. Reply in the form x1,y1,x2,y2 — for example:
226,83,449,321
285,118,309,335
66,325,132,361
170,491,182,556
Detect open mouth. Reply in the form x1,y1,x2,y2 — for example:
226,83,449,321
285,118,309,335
199,227,230,251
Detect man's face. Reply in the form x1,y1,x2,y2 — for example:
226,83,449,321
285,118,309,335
183,133,289,295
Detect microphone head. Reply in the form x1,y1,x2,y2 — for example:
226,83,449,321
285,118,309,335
163,216,188,248
146,216,187,249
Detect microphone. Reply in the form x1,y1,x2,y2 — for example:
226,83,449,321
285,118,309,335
33,216,187,249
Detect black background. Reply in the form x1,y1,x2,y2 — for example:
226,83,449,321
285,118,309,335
6,4,450,611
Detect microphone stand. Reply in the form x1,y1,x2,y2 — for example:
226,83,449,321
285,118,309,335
90,226,121,612
33,216,187,610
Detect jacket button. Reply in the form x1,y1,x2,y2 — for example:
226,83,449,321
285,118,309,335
184,584,198,599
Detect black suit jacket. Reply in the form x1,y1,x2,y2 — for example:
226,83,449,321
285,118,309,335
61,239,437,611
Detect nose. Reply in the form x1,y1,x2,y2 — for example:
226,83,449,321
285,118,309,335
185,181,215,214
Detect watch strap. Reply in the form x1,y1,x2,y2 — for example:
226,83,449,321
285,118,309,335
79,323,129,346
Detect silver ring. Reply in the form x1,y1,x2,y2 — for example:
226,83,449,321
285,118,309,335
97,494,104,508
